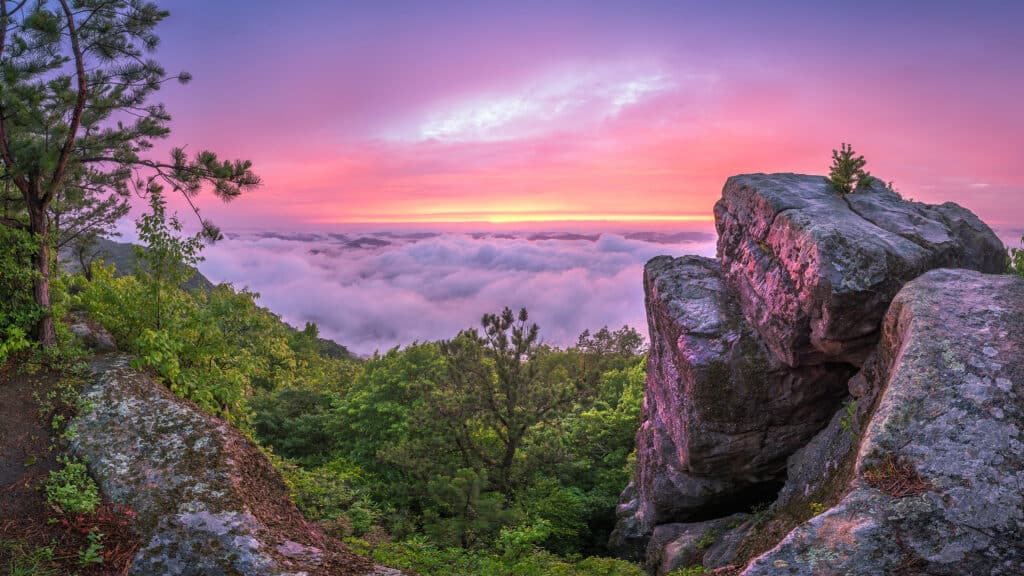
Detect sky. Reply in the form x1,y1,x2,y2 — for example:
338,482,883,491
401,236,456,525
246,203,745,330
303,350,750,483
117,1,1024,352
148,0,1024,230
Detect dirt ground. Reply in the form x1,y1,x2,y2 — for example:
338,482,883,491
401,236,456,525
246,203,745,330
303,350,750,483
0,357,138,575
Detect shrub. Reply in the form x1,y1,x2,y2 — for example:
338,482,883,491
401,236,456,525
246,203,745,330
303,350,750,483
44,458,100,515
826,143,875,195
1009,237,1024,276
0,226,41,364
279,457,383,537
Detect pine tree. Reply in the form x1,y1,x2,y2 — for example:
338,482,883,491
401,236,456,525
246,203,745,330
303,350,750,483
826,143,875,195
0,1,259,346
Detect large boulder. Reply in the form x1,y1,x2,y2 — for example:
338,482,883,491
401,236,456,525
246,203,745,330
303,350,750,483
71,354,398,576
745,269,1024,575
611,256,853,554
714,174,1005,367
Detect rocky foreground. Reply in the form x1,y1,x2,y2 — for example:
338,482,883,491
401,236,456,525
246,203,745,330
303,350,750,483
611,174,1020,574
69,344,399,576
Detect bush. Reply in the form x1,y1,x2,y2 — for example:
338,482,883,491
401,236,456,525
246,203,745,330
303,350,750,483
44,458,100,515
279,457,383,537
1009,237,1024,276
0,226,40,364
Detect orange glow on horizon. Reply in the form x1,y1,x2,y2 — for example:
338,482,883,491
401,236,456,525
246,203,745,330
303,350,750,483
310,212,715,224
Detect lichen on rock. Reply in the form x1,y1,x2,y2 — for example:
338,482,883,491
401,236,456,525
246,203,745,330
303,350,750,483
613,172,1015,575
70,354,396,576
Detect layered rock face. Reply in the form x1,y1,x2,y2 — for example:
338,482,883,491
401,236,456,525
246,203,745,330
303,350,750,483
748,269,1024,575
71,354,398,576
612,173,1008,574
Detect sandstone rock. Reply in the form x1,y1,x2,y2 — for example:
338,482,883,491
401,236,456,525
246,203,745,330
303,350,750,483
612,256,853,555
744,270,1024,575
71,354,395,576
646,514,747,575
714,174,1005,367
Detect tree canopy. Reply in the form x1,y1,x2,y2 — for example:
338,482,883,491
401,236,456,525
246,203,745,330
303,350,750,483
0,0,258,345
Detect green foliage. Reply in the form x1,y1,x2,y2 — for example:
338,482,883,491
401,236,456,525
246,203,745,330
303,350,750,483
44,457,100,515
839,399,859,439
78,529,104,567
0,226,39,363
695,528,720,550
255,317,646,560
826,143,875,195
252,389,336,463
133,191,205,329
0,540,60,576
279,457,383,537
497,519,553,561
0,0,259,347
667,567,707,576
75,199,356,424
1009,237,1024,276
368,536,645,576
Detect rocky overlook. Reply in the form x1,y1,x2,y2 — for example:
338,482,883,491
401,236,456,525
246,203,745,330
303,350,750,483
611,174,1018,575
68,335,398,576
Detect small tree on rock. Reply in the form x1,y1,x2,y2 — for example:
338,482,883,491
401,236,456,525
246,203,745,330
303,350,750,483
826,143,875,195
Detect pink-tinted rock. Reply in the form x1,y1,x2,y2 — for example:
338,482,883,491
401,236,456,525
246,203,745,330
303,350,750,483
610,256,853,557
745,269,1024,575
714,174,1005,367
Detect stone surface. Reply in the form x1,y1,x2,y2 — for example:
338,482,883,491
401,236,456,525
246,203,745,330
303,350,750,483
71,354,395,576
67,312,117,352
744,270,1024,575
714,174,1005,367
646,514,747,576
611,256,853,556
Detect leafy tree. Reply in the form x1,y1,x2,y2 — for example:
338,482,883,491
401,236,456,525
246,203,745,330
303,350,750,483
826,143,875,195
572,325,645,394
436,308,573,499
134,190,203,329
0,0,258,346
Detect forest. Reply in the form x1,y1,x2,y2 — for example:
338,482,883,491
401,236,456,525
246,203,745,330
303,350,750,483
1,191,650,575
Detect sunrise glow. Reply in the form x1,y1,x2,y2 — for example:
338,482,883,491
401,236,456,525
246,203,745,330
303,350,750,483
146,1,1023,232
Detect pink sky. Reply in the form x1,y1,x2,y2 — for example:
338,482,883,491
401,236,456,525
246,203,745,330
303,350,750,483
146,1,1022,233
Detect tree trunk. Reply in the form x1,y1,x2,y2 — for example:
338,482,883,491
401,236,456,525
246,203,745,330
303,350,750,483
28,200,57,347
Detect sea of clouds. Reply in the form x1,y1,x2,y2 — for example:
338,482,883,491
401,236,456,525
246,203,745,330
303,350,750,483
195,229,717,356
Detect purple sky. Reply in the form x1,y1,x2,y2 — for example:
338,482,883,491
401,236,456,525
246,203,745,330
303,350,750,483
146,1,1024,230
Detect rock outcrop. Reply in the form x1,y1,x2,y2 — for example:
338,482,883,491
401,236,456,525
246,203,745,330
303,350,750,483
71,354,398,576
612,173,1011,574
715,174,1005,366
747,269,1024,575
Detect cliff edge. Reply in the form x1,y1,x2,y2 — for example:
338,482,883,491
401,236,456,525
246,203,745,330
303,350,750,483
611,174,1017,575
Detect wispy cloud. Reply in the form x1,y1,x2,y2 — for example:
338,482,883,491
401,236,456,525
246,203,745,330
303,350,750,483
403,65,681,142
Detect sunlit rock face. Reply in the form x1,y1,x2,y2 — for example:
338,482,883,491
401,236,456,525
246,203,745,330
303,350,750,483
714,174,1005,367
612,173,1010,572
747,270,1024,575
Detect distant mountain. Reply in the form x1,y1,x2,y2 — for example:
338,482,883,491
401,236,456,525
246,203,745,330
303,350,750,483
59,237,215,292
59,237,358,361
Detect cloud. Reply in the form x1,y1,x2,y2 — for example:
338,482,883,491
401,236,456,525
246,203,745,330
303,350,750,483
402,65,680,142
197,230,716,355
